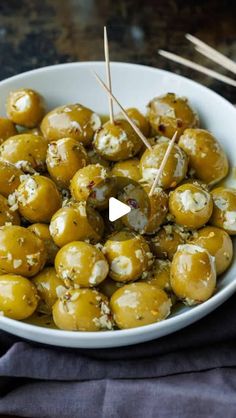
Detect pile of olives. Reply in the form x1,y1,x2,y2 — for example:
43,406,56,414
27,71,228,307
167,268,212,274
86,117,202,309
0,88,234,332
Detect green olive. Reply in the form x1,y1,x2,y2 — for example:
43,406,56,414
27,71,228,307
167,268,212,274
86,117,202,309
55,241,109,287
169,183,213,229
93,119,143,161
6,88,45,128
147,93,199,139
41,103,101,146
178,129,229,186
104,230,153,282
0,193,20,226
0,225,47,277
170,244,216,305
52,288,113,331
28,223,59,265
70,163,108,202
111,282,171,329
0,117,17,144
140,139,188,189
33,267,65,314
49,202,104,247
46,137,88,188
190,226,233,275
151,224,189,260
0,274,38,319
0,133,48,172
111,158,141,182
210,187,236,235
16,175,62,223
0,160,23,197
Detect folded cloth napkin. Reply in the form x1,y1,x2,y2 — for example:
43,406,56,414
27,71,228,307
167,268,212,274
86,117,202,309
0,295,236,418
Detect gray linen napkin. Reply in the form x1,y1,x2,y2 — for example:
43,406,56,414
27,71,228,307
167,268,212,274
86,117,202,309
0,295,236,418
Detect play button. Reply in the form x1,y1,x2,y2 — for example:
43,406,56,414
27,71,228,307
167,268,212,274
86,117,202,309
109,197,131,222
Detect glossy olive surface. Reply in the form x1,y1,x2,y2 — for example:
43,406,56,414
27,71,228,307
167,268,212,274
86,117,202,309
49,202,104,247
93,119,143,161
0,225,47,277
53,288,113,331
170,244,216,305
41,103,101,145
178,129,229,186
151,224,189,260
6,88,45,128
17,175,62,223
111,282,171,329
0,117,17,144
0,274,38,320
210,187,236,235
190,226,233,275
0,133,48,172
55,241,109,287
28,223,59,265
169,183,213,229
147,93,199,139
33,267,65,314
46,137,88,188
104,230,153,282
140,140,188,189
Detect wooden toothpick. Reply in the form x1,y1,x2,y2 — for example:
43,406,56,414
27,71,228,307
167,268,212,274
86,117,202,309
158,49,236,88
104,27,114,123
92,71,152,150
149,131,178,196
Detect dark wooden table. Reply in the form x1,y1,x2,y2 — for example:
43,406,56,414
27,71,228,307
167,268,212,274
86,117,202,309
0,0,235,103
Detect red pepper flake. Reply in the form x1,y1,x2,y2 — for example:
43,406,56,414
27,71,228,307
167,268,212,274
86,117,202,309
127,198,139,209
87,180,95,190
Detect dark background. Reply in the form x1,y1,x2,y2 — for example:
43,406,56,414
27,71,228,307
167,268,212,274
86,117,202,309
0,0,235,102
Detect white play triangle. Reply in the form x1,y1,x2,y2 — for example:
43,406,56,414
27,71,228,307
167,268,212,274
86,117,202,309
109,197,131,222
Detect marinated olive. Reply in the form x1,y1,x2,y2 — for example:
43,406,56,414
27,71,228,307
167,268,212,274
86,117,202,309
111,158,141,182
53,288,113,331
0,117,17,144
0,160,23,197
120,184,168,234
0,274,38,320
28,223,59,265
16,175,62,223
70,163,108,202
46,137,88,188
178,129,229,186
33,267,65,314
6,88,45,128
151,224,189,260
87,148,110,168
140,139,188,189
144,259,172,292
41,103,101,146
99,276,124,298
93,119,143,161
0,225,46,277
0,133,48,172
190,226,233,275
116,108,150,136
104,230,153,282
170,244,216,305
147,93,199,139
210,187,236,235
0,193,20,226
49,202,104,247
169,183,213,229
55,241,109,287
111,282,171,329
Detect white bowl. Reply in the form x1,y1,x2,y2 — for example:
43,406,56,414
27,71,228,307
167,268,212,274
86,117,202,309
0,62,235,348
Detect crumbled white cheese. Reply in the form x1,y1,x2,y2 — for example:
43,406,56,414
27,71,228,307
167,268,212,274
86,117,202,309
214,197,228,211
89,260,109,285
13,259,22,269
14,94,31,112
90,113,101,131
223,211,236,231
117,289,139,308
178,189,209,212
111,256,133,276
